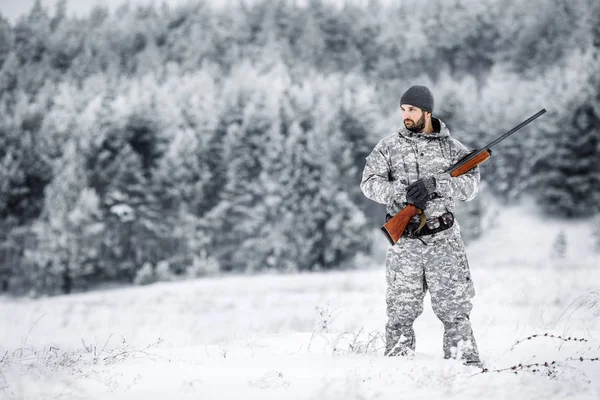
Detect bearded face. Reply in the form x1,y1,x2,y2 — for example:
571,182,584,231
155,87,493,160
404,111,426,133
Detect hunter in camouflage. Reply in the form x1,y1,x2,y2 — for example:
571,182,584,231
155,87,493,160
360,85,481,366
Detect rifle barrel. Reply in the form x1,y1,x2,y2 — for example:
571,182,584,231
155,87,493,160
445,108,547,174
484,108,546,151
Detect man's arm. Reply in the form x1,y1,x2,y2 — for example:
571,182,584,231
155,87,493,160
435,138,480,202
360,142,407,205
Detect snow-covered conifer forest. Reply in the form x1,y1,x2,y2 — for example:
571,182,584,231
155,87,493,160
0,0,599,399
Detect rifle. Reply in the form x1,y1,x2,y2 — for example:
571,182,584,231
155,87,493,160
380,108,547,246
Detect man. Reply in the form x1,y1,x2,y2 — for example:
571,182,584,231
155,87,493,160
360,85,481,366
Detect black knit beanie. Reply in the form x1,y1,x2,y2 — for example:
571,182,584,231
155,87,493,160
400,85,434,113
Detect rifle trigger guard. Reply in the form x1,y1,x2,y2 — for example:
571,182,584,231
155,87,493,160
416,209,427,232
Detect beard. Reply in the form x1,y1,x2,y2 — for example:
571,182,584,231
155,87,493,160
404,112,426,133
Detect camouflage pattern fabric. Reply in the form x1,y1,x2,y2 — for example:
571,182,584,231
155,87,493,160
384,230,478,361
360,118,480,363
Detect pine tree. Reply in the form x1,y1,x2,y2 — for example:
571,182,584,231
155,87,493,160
246,112,295,271
334,76,382,222
205,109,272,271
532,54,600,216
0,90,54,292
270,76,369,271
200,63,288,272
24,139,103,295
81,87,174,282
503,0,589,77
425,0,503,84
151,125,215,271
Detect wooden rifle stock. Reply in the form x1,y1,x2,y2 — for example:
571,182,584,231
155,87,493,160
380,109,546,246
380,204,419,245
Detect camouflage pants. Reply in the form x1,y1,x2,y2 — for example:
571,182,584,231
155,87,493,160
384,231,479,363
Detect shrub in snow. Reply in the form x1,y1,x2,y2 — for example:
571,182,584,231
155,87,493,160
331,329,385,356
593,214,600,252
155,261,174,282
551,230,567,259
133,262,155,286
186,251,220,278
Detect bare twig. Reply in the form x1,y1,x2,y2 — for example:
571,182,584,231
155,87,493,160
511,333,588,350
102,337,162,364
125,374,142,392
21,314,46,347
472,332,598,378
478,361,557,374
97,334,114,358
566,356,600,362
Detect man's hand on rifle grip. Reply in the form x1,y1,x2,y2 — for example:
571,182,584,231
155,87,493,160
406,175,436,210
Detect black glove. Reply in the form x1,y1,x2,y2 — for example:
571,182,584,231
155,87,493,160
406,176,437,210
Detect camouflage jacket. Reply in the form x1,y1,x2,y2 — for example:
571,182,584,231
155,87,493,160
360,117,480,223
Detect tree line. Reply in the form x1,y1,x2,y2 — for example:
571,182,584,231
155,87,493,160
0,0,598,295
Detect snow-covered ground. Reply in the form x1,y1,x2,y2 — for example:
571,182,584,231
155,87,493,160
1,202,599,399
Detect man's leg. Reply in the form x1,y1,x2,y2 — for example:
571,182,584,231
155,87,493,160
385,240,426,356
424,234,480,364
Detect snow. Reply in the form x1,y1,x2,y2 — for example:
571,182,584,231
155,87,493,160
1,201,599,399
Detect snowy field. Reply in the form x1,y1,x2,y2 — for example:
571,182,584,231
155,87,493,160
1,202,599,400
